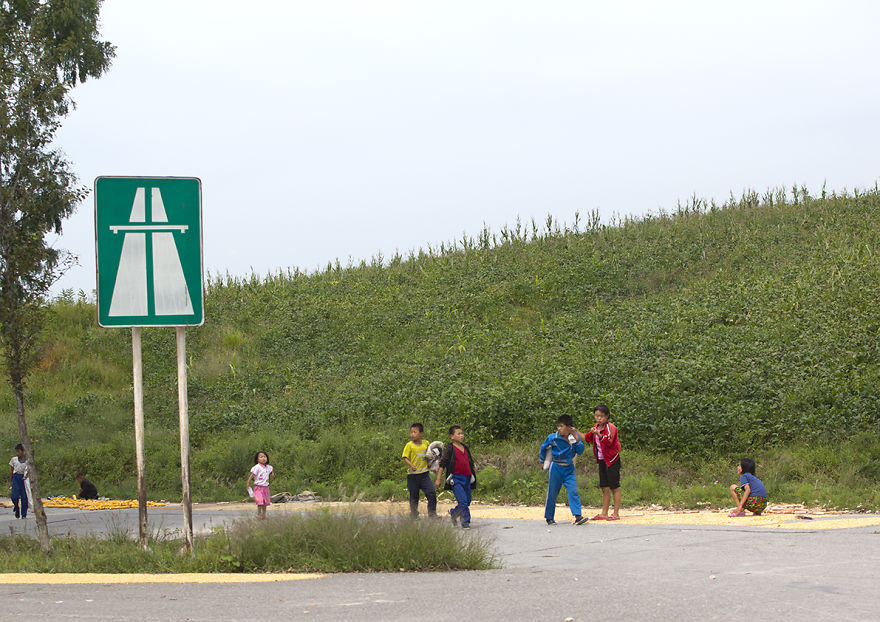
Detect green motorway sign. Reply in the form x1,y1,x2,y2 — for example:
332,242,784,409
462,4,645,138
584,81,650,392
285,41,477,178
95,177,204,327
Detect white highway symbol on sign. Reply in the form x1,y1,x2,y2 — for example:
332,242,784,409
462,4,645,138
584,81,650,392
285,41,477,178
108,187,194,317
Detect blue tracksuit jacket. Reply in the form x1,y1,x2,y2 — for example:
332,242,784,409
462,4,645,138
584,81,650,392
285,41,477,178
539,432,585,520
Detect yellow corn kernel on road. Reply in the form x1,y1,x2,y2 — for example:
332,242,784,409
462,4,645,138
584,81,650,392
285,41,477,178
42,497,166,511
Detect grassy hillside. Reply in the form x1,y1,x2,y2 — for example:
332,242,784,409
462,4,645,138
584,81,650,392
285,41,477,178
3,185,880,508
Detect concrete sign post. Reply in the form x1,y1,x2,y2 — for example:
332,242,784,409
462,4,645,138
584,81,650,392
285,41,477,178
95,177,203,552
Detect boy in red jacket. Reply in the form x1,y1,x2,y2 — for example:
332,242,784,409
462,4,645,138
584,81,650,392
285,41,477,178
582,404,621,520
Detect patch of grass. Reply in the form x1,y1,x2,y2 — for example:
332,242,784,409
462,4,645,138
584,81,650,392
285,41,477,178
217,510,496,572
0,510,497,573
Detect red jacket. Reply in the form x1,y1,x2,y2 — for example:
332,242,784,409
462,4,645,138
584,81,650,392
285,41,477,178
583,422,620,466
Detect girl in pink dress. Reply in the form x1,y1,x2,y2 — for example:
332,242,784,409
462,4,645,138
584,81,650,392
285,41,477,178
246,451,274,519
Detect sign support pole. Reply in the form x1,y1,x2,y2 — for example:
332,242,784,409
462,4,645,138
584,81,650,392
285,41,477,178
132,327,148,550
96,178,203,553
176,326,194,552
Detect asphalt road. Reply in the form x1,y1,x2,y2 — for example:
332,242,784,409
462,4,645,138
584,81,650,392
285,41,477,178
1,504,252,539
2,506,879,621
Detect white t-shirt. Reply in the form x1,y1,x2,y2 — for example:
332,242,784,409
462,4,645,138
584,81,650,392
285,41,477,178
250,463,273,486
9,457,28,477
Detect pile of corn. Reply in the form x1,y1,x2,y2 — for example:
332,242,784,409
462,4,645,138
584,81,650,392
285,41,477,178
42,497,166,510
764,503,828,515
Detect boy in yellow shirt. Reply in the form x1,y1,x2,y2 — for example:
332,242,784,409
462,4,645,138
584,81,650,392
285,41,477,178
402,423,438,518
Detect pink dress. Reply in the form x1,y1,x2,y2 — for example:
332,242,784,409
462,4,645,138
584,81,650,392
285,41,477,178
250,463,273,505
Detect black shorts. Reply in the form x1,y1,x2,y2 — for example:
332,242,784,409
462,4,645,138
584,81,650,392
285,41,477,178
598,459,621,489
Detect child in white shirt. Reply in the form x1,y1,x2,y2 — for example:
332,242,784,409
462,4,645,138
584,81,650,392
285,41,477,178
246,451,274,520
9,443,29,519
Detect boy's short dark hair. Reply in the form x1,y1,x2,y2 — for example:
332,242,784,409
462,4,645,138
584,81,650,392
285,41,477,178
410,423,424,433
14,443,24,451
556,415,574,427
740,457,756,475
76,473,85,479
593,404,611,417
448,425,462,436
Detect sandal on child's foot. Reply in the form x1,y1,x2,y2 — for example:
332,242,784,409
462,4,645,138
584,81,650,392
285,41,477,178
607,515,620,521
728,509,745,517
591,514,607,520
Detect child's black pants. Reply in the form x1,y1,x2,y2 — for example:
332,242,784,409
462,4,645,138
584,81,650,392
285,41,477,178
406,472,437,517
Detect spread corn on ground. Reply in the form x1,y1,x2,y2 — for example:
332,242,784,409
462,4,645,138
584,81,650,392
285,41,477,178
41,497,166,510
195,500,880,529
7,498,877,529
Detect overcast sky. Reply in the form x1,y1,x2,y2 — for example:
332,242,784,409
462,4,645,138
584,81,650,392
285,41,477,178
52,0,880,296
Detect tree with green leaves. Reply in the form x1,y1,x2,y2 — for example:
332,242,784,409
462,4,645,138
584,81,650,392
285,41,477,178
1,0,114,551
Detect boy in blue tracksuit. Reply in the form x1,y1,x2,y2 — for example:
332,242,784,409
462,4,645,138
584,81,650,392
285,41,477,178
539,415,588,525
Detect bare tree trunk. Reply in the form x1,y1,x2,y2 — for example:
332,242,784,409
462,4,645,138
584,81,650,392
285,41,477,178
13,389,51,553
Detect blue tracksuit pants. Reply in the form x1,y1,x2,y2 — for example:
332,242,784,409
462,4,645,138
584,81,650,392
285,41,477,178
545,463,581,521
450,474,472,526
11,473,28,518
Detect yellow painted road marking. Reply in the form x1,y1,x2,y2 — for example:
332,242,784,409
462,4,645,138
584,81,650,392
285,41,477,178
0,573,326,585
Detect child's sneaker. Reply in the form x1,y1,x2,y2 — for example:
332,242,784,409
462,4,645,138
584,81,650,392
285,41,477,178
449,508,459,525
546,519,557,526
573,515,588,525
13,508,19,519
461,523,471,530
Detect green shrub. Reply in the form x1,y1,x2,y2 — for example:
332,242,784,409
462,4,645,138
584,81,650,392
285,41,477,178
0,511,497,573
478,465,502,492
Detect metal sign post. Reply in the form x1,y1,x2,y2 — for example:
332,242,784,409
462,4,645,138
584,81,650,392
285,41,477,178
95,177,203,552
132,327,148,550
176,327,193,552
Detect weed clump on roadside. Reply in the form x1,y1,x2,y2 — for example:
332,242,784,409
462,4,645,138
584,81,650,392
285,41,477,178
0,510,497,573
